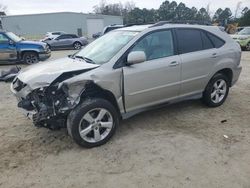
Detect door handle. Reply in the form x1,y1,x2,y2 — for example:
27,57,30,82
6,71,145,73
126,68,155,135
169,61,179,67
211,53,218,58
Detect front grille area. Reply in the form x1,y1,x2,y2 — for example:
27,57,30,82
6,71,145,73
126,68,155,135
45,45,51,53
13,78,27,92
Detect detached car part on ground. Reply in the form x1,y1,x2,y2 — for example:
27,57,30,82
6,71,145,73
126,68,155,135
11,23,242,148
44,34,88,50
0,66,20,82
231,27,250,51
0,31,51,64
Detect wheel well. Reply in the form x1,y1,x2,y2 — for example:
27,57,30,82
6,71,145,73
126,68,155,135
21,51,38,60
73,41,81,45
80,82,121,117
216,68,233,87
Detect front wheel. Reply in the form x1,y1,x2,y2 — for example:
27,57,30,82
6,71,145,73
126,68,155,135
67,98,119,148
202,73,229,107
23,52,39,64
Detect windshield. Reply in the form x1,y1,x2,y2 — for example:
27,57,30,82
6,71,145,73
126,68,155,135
74,30,139,65
238,28,250,35
6,32,22,42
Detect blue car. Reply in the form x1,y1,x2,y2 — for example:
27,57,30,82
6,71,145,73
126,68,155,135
0,31,51,64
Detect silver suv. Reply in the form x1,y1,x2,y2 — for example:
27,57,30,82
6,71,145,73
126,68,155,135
11,23,242,147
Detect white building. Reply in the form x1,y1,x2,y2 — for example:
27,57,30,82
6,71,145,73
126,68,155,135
0,12,123,38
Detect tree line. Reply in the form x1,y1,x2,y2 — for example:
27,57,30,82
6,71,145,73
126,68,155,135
93,0,250,26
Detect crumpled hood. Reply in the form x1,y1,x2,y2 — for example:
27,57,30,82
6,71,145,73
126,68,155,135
17,57,99,89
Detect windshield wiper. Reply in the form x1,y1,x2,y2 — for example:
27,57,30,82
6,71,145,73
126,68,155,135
74,55,96,64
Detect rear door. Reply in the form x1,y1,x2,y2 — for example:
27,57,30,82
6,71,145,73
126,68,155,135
123,29,181,112
0,33,17,62
175,28,219,96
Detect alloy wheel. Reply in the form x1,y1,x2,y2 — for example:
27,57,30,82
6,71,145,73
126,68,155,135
78,108,114,143
211,79,227,104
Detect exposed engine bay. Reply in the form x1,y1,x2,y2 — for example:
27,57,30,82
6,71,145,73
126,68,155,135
12,70,92,129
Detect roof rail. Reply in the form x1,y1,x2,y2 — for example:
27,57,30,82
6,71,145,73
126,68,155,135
124,22,155,27
150,20,212,28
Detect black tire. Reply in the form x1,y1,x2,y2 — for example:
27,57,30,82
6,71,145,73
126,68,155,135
23,52,39,64
67,98,119,148
73,42,82,50
202,73,230,107
246,42,250,51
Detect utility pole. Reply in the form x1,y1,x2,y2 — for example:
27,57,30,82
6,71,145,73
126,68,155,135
235,2,242,18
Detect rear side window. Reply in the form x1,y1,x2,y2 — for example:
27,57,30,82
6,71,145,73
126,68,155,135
201,31,214,50
57,35,72,39
176,29,203,54
207,33,225,48
70,34,78,38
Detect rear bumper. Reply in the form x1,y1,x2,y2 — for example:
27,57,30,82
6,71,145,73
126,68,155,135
232,66,242,86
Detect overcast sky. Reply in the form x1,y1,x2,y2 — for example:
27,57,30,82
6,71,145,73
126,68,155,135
1,0,250,17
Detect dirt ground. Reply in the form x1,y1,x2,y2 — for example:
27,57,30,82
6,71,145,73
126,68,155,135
0,51,250,188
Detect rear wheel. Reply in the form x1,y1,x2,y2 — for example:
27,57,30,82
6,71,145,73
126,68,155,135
23,52,39,64
202,73,229,107
67,98,119,148
73,42,82,50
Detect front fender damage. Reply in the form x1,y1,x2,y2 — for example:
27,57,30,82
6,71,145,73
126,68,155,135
19,68,123,129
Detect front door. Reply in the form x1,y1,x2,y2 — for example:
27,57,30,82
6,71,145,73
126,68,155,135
123,30,181,112
0,33,17,62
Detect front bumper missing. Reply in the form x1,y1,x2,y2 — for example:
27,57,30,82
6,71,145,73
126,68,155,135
11,78,71,129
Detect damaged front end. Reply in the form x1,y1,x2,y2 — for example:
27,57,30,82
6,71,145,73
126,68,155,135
11,71,94,130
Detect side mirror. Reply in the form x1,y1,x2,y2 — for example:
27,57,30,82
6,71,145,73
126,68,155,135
9,40,15,45
127,51,146,65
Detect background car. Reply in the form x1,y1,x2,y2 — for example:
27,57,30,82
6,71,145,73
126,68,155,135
45,34,88,50
236,27,245,33
0,31,51,64
92,24,124,39
231,27,250,51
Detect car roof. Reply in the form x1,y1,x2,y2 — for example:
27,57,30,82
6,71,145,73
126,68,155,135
119,24,219,32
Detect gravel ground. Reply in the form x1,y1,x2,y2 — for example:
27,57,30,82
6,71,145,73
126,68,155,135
0,51,250,188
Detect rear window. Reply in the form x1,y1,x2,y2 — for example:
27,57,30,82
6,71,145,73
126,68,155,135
70,34,78,38
176,29,203,54
206,32,225,48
